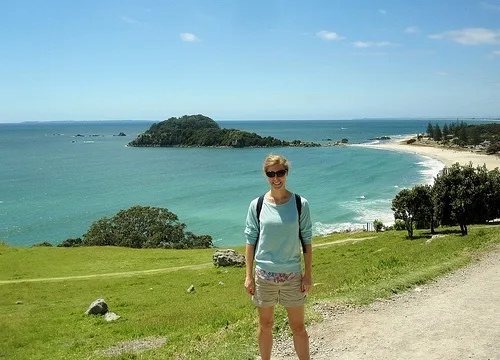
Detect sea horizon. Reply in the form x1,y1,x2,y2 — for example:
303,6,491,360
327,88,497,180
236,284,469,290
3,116,499,125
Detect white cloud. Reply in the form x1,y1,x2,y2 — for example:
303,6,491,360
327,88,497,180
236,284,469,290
493,50,500,55
404,26,419,34
316,30,344,41
121,16,138,24
180,33,200,42
353,41,397,48
379,9,387,15
429,28,500,45
435,71,448,76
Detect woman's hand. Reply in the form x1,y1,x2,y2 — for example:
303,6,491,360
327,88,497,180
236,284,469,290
301,273,312,293
244,275,255,295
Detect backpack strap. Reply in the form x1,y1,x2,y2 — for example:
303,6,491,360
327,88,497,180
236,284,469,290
295,194,307,253
255,193,306,254
256,194,265,224
253,195,265,256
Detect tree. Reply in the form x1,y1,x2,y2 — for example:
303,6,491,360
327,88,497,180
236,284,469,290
433,124,442,141
442,123,450,141
82,206,212,249
432,163,489,235
391,188,418,238
413,184,436,234
426,122,434,139
487,168,500,220
458,126,468,145
476,166,500,222
392,185,435,238
469,126,481,145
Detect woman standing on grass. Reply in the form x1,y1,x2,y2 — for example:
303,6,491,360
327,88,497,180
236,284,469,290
244,154,313,360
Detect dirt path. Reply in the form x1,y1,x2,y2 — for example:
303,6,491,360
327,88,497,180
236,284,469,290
0,263,212,285
273,248,500,360
0,238,374,285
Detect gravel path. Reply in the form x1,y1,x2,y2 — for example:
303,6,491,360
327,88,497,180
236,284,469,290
271,248,500,360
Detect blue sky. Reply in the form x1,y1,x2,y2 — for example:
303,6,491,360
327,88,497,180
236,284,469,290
1,0,500,122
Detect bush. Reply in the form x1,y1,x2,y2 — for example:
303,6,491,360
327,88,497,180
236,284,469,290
373,219,384,232
57,238,83,247
394,219,406,231
406,138,416,144
31,242,53,247
486,142,500,154
82,205,213,249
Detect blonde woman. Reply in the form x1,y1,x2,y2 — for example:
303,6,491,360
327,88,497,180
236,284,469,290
244,154,313,360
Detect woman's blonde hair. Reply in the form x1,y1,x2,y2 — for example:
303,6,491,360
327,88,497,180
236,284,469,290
263,154,290,172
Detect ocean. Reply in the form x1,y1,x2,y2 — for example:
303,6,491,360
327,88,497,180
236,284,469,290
0,119,466,247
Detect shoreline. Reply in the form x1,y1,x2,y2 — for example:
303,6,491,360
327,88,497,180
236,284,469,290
355,139,500,171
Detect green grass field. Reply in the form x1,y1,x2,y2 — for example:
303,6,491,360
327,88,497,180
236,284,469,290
1,225,499,359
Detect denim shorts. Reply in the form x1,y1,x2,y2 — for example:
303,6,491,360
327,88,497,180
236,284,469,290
253,274,306,308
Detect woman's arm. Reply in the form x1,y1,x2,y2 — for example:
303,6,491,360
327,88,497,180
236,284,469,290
301,244,313,292
300,198,313,292
244,244,255,295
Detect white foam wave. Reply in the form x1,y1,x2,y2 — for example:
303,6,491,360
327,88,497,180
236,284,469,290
355,141,445,186
212,238,224,245
315,197,396,236
390,133,415,141
415,156,444,185
314,221,367,235
345,198,395,227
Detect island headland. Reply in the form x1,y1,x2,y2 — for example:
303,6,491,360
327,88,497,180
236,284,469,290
127,114,322,148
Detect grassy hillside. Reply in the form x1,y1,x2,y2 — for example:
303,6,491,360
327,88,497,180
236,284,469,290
1,225,499,359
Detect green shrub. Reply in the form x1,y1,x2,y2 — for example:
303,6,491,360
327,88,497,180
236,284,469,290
373,219,384,232
394,219,406,231
57,238,83,247
486,142,500,154
82,205,213,249
31,242,53,247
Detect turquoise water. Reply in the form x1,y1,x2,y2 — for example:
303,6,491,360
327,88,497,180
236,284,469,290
0,119,457,247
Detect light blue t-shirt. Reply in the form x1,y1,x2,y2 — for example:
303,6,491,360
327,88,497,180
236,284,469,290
245,194,312,273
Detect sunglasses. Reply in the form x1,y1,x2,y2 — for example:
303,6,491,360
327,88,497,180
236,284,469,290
265,169,287,178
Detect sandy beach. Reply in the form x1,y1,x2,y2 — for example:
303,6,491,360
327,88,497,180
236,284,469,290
357,140,500,171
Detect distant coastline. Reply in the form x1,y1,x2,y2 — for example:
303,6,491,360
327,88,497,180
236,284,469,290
356,138,500,171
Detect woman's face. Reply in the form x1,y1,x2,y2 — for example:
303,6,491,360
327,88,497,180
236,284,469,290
265,163,288,190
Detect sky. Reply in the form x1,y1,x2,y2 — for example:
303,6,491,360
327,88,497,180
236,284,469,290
1,0,500,123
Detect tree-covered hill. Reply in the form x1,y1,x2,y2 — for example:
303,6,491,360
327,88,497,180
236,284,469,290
128,114,320,148
425,121,500,154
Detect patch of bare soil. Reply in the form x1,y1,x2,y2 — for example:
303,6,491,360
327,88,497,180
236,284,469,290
96,336,168,357
272,248,500,360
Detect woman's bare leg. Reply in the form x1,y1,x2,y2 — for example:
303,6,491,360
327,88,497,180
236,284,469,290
257,306,274,360
286,305,310,360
